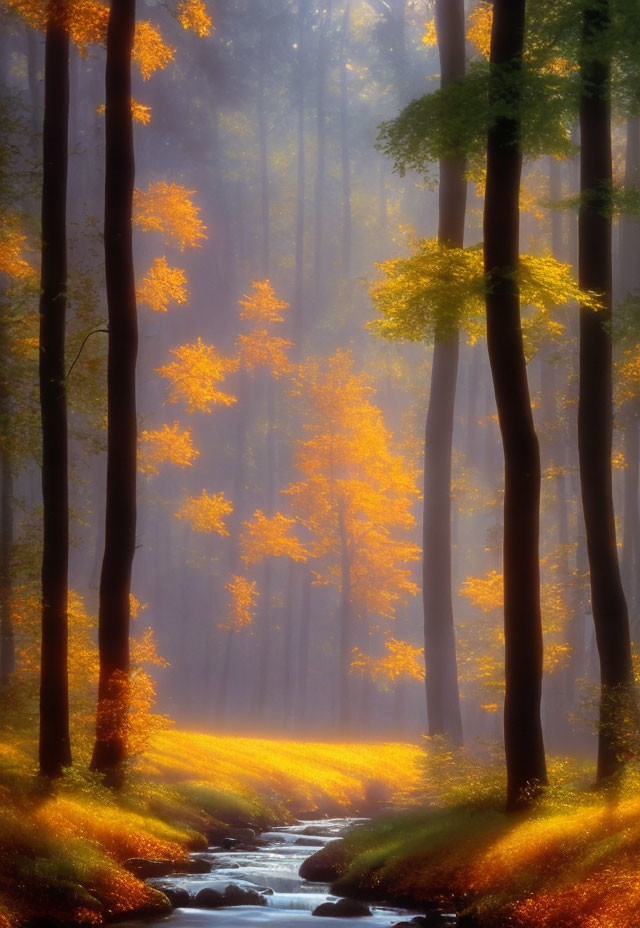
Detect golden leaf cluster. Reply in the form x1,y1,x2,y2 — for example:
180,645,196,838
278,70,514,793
137,256,189,313
222,575,258,631
133,21,175,79
177,0,213,37
138,422,199,474
240,510,309,565
0,217,34,281
158,338,238,412
175,489,233,534
351,638,424,685
134,181,207,251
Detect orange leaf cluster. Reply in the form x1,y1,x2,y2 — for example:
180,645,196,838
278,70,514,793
236,329,293,378
0,217,34,281
351,638,424,685
133,21,175,79
238,280,289,324
157,338,238,411
177,0,213,37
175,489,233,534
134,182,207,250
137,256,189,313
285,350,420,619
222,575,258,631
240,510,309,565
138,422,199,474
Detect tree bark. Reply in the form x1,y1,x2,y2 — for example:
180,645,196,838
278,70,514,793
91,0,137,784
38,4,72,778
484,0,547,809
423,0,466,748
578,0,635,782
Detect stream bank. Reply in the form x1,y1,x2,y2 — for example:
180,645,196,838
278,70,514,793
116,819,458,928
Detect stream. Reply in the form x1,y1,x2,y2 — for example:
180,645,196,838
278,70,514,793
118,818,457,928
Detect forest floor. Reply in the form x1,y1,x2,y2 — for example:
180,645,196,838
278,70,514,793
0,729,422,928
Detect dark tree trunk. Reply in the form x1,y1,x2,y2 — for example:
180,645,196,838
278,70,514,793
312,0,332,314
484,0,547,809
423,0,466,748
38,7,72,779
338,500,353,730
91,0,137,784
292,1,306,348
0,436,14,689
578,0,635,782
339,1,352,277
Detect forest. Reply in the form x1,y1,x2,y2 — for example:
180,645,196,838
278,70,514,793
1,0,640,925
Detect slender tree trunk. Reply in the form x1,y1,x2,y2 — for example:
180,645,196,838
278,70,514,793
578,0,635,783
91,0,137,784
338,500,353,730
484,0,547,809
622,403,639,630
292,2,306,349
423,0,466,748
294,572,311,729
339,1,352,278
39,5,71,778
0,439,14,689
313,0,332,314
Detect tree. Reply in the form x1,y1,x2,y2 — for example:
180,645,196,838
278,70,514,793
285,350,420,729
38,0,72,779
578,0,635,781
91,0,138,784
483,0,547,809
421,0,466,748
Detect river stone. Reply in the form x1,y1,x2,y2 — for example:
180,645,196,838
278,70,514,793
122,859,177,879
183,856,211,874
152,885,191,908
195,883,268,908
312,899,372,918
300,843,349,883
295,837,327,846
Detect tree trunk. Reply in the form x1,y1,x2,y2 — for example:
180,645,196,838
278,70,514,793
484,0,547,809
91,0,137,785
339,1,352,278
292,1,306,348
579,0,635,782
423,0,466,748
338,499,353,730
0,437,14,689
38,6,72,779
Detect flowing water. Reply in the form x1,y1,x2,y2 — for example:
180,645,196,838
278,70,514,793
117,818,456,928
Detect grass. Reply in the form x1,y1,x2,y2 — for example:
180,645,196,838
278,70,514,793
308,756,640,928
0,729,423,927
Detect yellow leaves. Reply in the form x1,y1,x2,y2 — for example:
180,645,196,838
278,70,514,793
240,511,309,565
129,594,148,620
133,21,175,80
352,638,424,685
222,576,258,631
0,217,34,281
137,257,189,313
97,99,152,125
134,182,207,251
460,569,503,613
238,280,289,324
139,422,199,474
466,0,492,58
175,489,233,534
158,338,238,412
422,19,437,47
177,0,213,37
236,330,293,378
370,238,589,346
131,627,169,668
